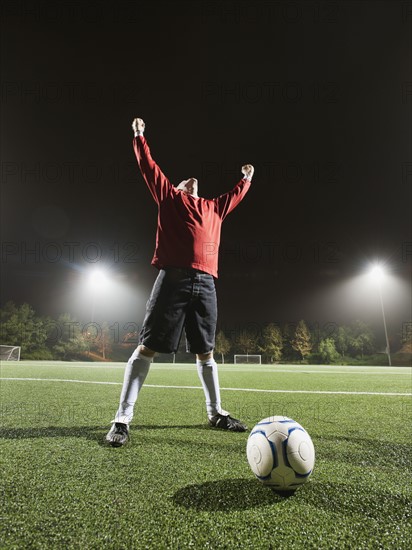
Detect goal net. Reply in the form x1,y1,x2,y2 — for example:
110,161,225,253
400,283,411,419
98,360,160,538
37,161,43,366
234,354,261,365
0,345,21,361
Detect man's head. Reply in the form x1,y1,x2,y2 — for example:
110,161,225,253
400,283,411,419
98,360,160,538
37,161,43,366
176,177,199,198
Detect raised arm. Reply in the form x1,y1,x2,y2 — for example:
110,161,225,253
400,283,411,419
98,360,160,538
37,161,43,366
214,164,254,219
132,118,172,204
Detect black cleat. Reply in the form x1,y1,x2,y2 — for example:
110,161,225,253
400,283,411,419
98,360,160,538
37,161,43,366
106,422,129,447
209,413,248,432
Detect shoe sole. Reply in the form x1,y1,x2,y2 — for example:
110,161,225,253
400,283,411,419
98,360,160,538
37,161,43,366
105,435,129,447
209,422,247,432
108,440,126,447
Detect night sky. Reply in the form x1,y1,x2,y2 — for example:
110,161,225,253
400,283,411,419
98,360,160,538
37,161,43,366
1,0,411,346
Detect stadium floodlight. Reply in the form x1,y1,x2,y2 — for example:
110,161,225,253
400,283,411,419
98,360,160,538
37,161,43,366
88,269,109,288
370,264,384,283
368,263,391,366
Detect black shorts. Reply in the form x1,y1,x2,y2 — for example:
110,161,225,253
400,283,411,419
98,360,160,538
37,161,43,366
138,267,218,354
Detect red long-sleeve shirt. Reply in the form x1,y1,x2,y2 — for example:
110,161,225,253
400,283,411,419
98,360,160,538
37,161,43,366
133,135,251,278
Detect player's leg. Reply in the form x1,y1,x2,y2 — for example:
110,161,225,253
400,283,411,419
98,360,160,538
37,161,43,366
187,274,223,417
114,344,155,424
106,270,170,447
195,351,247,431
109,269,175,429
195,350,223,417
186,273,247,432
106,268,192,446
195,351,229,420
106,344,155,447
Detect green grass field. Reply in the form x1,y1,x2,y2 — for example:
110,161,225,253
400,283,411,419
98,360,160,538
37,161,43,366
1,361,411,549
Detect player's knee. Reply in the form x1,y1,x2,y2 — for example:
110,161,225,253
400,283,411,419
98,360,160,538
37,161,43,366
138,344,156,358
196,351,213,361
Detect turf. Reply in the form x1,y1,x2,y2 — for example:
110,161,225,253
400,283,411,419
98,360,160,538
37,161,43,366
0,361,411,549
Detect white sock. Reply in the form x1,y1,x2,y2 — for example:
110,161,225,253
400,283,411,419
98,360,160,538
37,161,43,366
196,358,228,419
113,349,153,425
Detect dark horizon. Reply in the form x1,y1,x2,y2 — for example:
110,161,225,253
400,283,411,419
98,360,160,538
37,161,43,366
1,0,411,347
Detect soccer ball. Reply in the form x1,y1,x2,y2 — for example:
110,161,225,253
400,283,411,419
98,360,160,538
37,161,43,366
246,416,315,494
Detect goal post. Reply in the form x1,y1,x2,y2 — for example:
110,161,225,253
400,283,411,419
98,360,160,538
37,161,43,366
234,354,261,365
0,345,21,361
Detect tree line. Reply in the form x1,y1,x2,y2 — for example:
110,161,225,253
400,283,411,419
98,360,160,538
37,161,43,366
0,302,409,364
215,319,386,364
0,302,112,360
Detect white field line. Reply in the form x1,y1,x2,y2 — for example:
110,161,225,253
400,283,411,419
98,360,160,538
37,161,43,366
1,363,411,375
1,377,411,396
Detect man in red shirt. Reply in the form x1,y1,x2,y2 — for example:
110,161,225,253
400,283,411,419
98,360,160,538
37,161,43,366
106,118,254,447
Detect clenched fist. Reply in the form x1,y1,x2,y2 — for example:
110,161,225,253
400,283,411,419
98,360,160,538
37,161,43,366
132,118,145,133
241,164,254,180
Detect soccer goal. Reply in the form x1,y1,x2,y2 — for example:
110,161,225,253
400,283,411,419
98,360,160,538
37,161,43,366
0,345,21,361
234,354,261,365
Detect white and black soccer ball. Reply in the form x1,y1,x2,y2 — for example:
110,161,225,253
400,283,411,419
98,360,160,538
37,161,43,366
246,416,315,494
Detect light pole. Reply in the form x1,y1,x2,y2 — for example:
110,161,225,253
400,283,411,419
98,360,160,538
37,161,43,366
369,265,391,366
88,269,109,323
87,269,109,358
